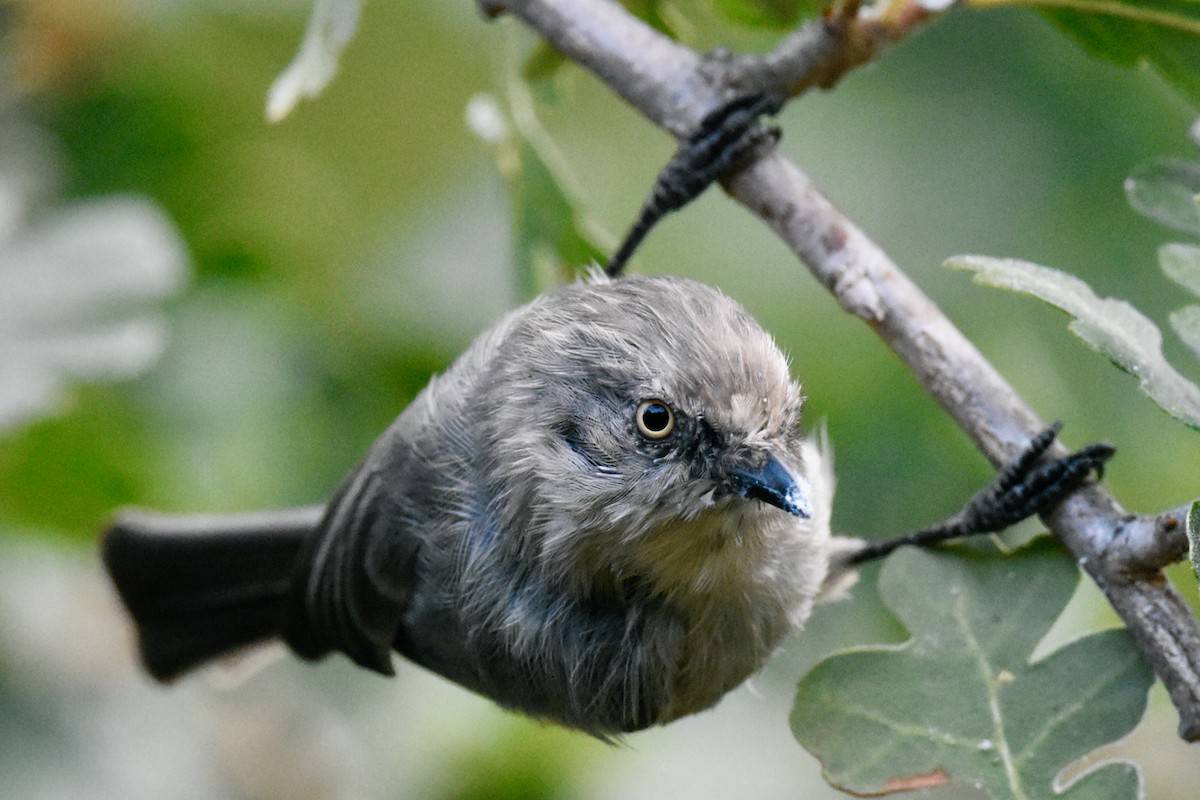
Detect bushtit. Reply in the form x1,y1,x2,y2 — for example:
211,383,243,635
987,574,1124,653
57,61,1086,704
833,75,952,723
104,272,1109,736
106,273,837,735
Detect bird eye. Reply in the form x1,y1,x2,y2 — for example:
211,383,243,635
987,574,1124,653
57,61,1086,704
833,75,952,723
635,400,675,439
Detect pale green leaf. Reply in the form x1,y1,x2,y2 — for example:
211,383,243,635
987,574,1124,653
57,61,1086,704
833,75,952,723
1169,306,1200,361
793,539,1151,799
1188,500,1200,584
949,255,1200,429
1160,242,1200,296
511,137,607,296
489,82,609,298
521,42,570,85
1125,159,1200,237
0,196,189,434
265,0,361,122
620,0,679,33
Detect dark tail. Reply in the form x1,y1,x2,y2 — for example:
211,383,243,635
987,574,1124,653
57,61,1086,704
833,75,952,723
102,506,324,682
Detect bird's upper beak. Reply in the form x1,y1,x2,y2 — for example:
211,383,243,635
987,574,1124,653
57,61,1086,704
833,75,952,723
728,453,812,519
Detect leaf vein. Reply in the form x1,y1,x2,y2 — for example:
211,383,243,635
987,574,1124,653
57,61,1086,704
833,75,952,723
953,589,1028,800
1012,644,1142,766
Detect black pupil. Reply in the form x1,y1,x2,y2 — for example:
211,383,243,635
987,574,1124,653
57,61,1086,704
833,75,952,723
642,404,670,432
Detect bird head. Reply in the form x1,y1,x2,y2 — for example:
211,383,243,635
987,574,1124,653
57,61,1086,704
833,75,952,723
479,273,821,600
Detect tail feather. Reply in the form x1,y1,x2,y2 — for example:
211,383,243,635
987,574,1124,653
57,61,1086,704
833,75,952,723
102,507,323,681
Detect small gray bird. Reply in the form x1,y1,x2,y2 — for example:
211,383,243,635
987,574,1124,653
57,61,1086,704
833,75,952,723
104,273,837,736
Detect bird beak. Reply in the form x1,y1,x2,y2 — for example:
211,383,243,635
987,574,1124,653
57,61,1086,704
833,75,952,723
729,453,812,519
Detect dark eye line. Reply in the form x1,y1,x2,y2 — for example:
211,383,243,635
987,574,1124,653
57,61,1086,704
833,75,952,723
694,417,723,458
553,418,609,471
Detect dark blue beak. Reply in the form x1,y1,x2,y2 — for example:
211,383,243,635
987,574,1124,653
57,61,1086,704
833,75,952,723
730,454,812,519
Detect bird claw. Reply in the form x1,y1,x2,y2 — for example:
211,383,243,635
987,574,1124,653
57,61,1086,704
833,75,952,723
605,92,784,277
957,424,1114,536
846,423,1114,566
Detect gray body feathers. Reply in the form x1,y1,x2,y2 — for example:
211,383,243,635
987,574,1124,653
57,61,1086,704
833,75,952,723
105,274,834,736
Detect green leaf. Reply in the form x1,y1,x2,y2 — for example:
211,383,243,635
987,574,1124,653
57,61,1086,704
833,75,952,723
968,0,1200,108
793,540,1152,799
711,0,823,29
620,0,679,33
521,42,569,85
474,80,609,298
474,45,612,297
949,255,1200,429
510,136,608,297
1188,500,1200,584
1125,159,1200,237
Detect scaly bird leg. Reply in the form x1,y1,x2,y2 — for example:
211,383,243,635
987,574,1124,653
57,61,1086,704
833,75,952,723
847,423,1115,566
606,93,784,277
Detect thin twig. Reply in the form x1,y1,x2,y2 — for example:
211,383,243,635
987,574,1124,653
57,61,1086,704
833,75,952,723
493,0,1200,740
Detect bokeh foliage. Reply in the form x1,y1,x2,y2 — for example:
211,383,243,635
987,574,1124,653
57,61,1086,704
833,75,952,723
3,1,1200,799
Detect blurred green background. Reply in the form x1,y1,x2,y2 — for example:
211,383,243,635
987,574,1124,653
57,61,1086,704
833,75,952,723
2,1,1200,798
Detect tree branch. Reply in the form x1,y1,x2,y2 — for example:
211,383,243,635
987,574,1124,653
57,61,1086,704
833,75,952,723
490,0,1200,740
730,152,1200,740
